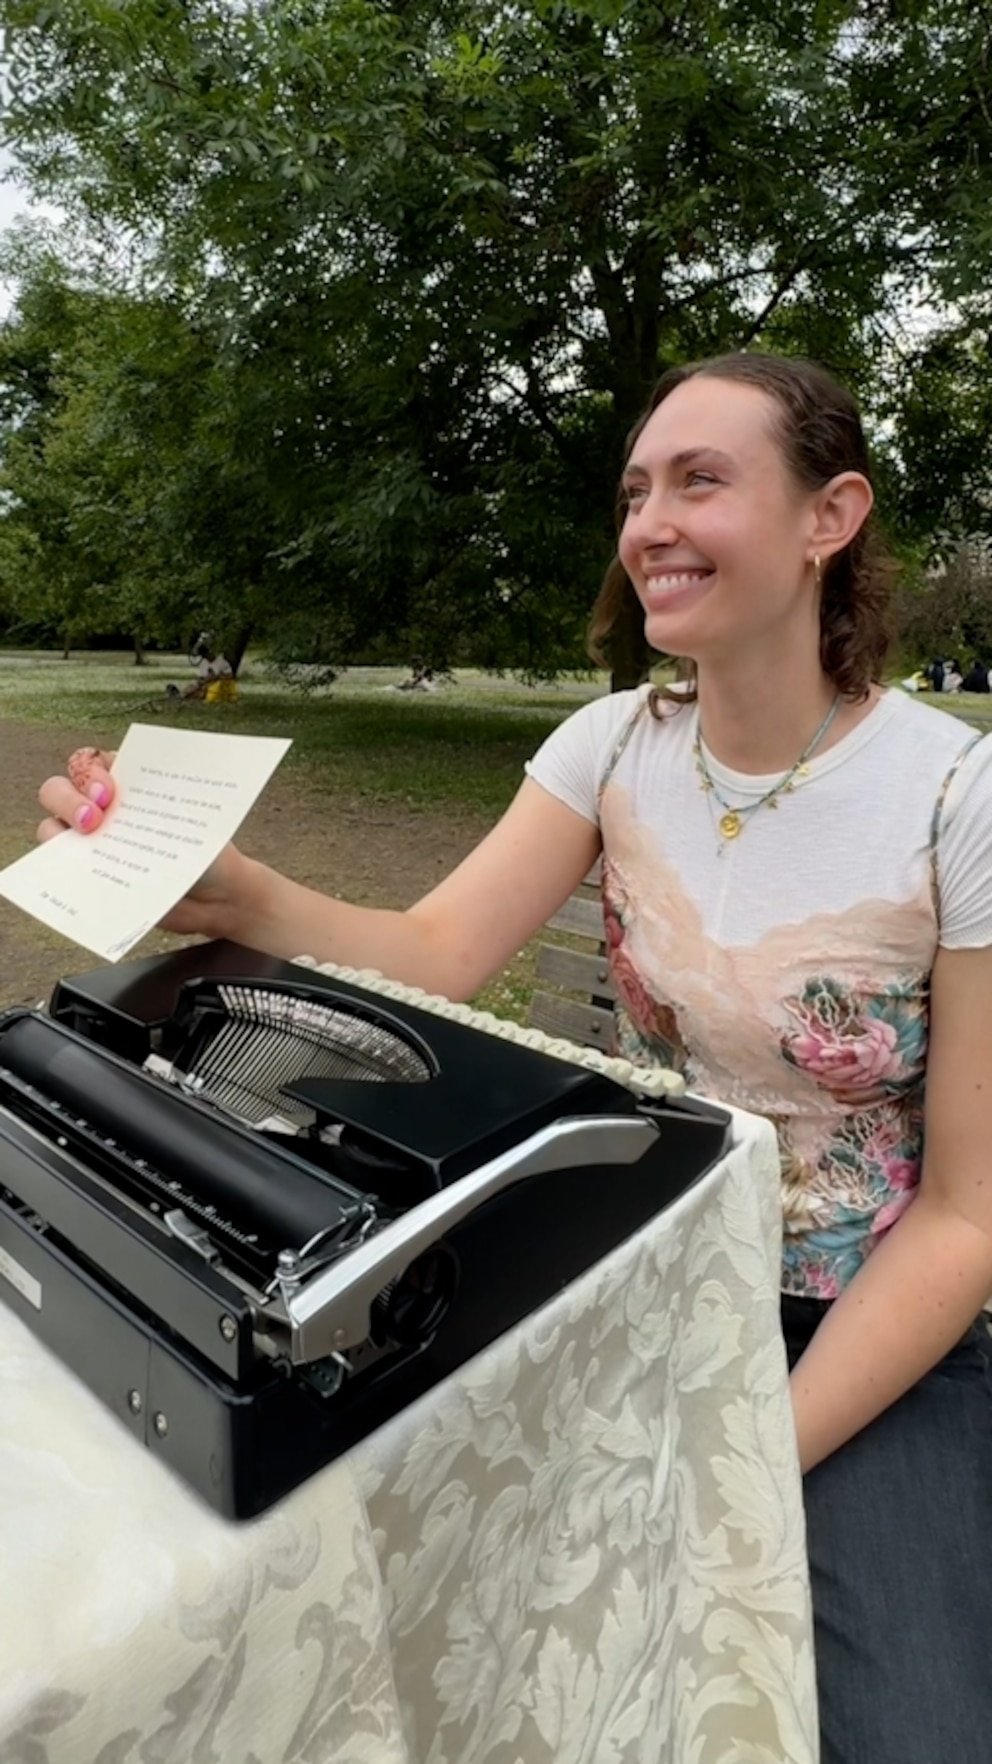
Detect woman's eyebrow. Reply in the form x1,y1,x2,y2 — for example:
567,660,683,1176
622,446,735,480
670,446,735,470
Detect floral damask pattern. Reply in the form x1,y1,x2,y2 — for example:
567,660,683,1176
0,1111,816,1764
359,1111,816,1764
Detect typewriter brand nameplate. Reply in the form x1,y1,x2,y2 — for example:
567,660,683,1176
0,1246,41,1310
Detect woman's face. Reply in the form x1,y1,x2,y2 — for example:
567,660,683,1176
617,375,819,663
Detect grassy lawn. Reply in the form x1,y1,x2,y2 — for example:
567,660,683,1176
2,652,989,1023
0,651,608,1020
0,651,605,819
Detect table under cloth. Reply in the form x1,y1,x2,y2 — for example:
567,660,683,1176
0,1103,817,1764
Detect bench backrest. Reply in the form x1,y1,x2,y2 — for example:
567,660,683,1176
528,861,617,1049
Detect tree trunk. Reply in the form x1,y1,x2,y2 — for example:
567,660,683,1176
132,634,147,666
609,591,653,692
226,624,253,677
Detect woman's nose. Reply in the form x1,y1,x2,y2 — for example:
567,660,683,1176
629,490,680,544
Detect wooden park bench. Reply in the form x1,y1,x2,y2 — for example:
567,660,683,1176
528,860,617,1050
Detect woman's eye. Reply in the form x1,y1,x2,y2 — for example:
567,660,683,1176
622,484,647,506
686,470,718,488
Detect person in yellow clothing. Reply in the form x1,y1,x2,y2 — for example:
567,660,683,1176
190,645,238,703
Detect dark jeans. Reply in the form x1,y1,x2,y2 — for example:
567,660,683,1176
782,1296,992,1764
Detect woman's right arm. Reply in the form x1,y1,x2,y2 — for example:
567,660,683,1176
38,757,601,1002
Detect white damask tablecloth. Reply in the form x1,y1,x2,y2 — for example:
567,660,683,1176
0,1105,817,1764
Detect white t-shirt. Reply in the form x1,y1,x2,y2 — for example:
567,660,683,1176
196,655,234,680
527,687,992,1296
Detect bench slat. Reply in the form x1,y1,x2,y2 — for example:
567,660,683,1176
534,943,616,1000
545,895,604,939
529,990,616,1048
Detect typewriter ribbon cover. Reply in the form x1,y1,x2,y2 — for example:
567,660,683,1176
0,723,292,961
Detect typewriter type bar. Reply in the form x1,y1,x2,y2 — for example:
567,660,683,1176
0,941,731,1516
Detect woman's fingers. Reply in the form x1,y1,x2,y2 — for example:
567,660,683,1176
66,747,116,806
37,774,106,833
37,749,117,836
36,815,69,844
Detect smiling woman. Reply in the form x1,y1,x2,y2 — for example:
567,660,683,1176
592,353,892,721
36,351,992,1764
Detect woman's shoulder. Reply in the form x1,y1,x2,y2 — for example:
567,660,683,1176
870,690,992,832
526,682,684,799
576,681,652,720
860,689,989,787
882,685,984,753
569,680,698,728
549,682,655,747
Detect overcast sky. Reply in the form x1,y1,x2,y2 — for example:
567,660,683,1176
0,145,64,314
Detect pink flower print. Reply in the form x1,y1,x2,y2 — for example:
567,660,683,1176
602,875,684,1053
886,1157,917,1192
871,1146,917,1193
611,943,679,1044
810,1268,842,1300
604,905,624,953
787,1014,905,1097
862,1117,919,1191
871,1190,917,1236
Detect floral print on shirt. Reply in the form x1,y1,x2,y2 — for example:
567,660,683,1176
780,976,927,1104
602,856,932,1299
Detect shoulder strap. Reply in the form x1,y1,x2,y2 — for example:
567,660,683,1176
596,689,654,807
929,730,986,920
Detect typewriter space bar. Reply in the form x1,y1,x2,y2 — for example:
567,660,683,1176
285,1115,658,1360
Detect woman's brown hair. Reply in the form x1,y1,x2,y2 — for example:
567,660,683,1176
587,352,894,705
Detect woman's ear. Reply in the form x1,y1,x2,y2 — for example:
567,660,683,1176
809,472,874,563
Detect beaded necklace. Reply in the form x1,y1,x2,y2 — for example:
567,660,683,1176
693,695,841,844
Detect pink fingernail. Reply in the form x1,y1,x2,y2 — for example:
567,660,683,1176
75,804,97,831
88,782,111,808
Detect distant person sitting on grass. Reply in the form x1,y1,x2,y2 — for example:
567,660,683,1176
165,644,237,704
396,655,437,692
194,646,237,702
961,659,991,694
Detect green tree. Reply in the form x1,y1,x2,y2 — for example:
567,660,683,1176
5,1,992,681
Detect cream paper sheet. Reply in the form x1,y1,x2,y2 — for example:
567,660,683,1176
0,723,290,960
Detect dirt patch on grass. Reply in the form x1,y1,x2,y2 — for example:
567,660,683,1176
0,719,492,1010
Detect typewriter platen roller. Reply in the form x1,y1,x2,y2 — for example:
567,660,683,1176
0,941,730,1517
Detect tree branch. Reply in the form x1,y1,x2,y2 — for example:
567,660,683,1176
734,257,811,348
493,371,569,459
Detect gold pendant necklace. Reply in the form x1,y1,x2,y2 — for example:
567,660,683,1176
694,695,842,846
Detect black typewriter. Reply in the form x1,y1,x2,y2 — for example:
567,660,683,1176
0,941,730,1517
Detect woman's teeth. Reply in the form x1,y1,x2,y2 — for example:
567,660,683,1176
646,571,712,592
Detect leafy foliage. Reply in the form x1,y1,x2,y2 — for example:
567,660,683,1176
893,546,992,666
4,1,992,678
